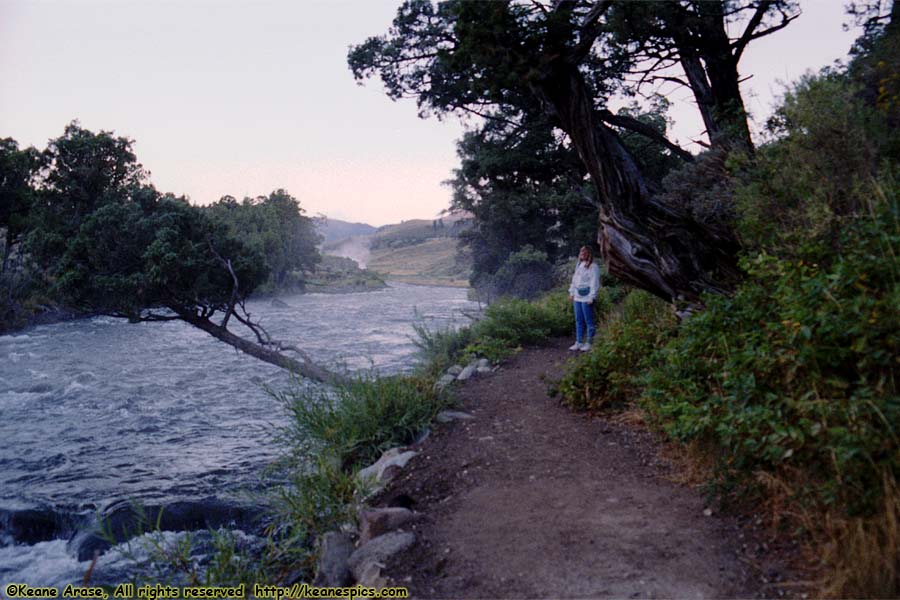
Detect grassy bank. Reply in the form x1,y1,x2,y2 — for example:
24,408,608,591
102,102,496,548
301,254,386,293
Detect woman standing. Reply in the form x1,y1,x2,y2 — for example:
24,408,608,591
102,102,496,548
567,246,601,351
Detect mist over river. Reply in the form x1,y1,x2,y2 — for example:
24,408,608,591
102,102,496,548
0,283,477,585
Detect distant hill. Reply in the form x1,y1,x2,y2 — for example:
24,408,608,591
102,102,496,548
320,211,473,287
315,217,376,243
369,216,469,251
367,238,471,287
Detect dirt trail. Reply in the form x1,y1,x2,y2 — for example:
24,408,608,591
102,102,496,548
373,340,789,599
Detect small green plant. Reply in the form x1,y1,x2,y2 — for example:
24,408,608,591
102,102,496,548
261,454,362,581
554,290,674,411
413,286,581,371
411,321,475,376
468,290,574,348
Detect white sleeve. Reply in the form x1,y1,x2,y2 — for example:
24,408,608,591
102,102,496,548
568,264,579,296
587,263,601,302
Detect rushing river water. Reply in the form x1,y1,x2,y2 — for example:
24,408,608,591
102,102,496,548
0,283,477,586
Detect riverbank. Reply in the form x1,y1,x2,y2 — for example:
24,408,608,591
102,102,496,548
0,283,480,587
364,340,799,598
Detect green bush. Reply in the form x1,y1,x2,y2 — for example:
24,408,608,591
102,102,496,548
413,286,581,369
472,292,570,345
734,71,892,261
473,245,555,302
411,321,475,376
273,374,446,471
642,189,899,514
555,290,674,411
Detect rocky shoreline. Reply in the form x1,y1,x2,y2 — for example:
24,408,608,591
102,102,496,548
307,357,493,589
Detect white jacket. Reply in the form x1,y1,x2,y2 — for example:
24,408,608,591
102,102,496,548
569,261,601,303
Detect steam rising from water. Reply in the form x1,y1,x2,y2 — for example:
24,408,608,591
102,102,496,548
326,236,371,268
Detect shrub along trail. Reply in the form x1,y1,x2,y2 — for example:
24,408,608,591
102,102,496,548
372,339,791,599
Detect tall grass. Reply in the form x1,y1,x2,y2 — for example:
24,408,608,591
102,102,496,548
273,374,446,471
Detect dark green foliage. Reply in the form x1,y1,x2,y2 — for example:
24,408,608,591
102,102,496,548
52,190,267,319
474,245,555,302
735,73,892,259
6,123,332,332
16,123,265,319
275,375,446,471
642,179,899,515
28,122,148,267
0,138,42,329
450,116,597,299
206,191,321,292
0,138,40,254
415,288,576,369
555,290,675,412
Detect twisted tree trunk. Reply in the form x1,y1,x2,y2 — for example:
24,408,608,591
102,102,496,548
534,61,742,303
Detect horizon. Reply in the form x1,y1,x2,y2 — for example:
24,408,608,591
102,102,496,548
1,0,860,226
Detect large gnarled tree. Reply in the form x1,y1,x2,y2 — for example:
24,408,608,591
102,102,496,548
349,0,799,303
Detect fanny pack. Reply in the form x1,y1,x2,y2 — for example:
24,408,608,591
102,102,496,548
576,286,591,297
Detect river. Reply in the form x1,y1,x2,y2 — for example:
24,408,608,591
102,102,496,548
0,283,477,586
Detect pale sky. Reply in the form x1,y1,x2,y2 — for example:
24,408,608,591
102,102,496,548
1,0,860,226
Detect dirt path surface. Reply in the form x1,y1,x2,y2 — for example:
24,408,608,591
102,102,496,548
373,340,788,599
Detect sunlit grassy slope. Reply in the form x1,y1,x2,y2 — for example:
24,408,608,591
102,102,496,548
367,238,471,287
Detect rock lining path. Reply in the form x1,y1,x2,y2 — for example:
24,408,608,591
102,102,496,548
372,340,789,599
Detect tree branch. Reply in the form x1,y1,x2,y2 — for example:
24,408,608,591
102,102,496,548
732,3,801,60
648,75,692,89
570,0,614,64
140,312,181,322
598,110,695,161
230,300,320,369
207,238,240,329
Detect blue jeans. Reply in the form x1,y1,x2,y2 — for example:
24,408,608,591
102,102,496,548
574,301,596,343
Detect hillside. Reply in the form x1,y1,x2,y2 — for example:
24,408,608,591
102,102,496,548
315,217,377,244
321,212,473,287
367,238,470,288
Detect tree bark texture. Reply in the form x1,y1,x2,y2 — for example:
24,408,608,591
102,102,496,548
534,61,741,302
672,3,754,150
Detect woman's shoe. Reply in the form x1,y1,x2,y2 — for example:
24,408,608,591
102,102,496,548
568,342,582,351
579,342,592,352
